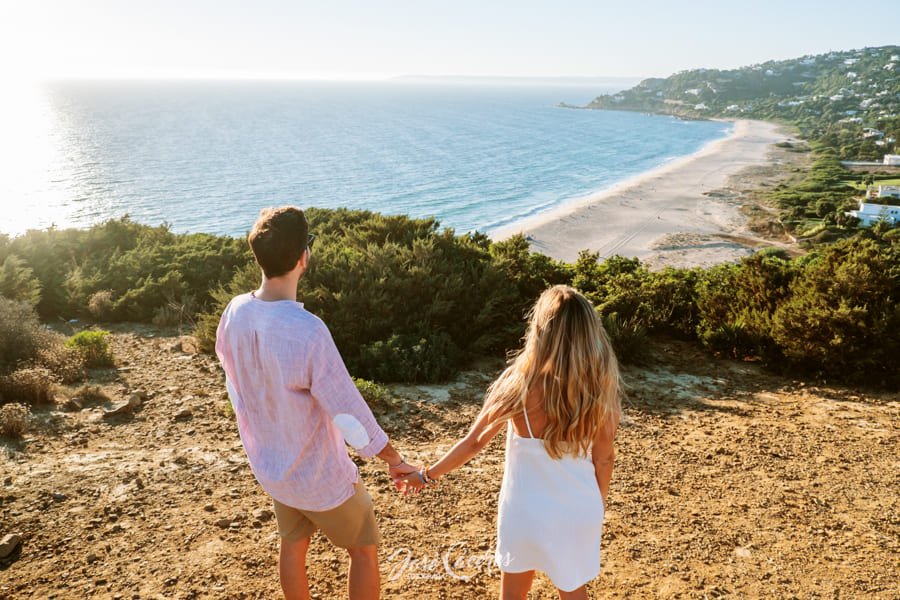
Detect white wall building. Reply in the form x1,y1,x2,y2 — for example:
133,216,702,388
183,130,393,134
885,154,900,166
848,200,900,227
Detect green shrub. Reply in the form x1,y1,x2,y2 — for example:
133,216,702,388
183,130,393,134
700,322,757,359
600,312,650,365
8,217,250,321
0,403,29,438
0,255,41,307
771,236,899,387
66,330,114,368
356,332,460,383
695,252,796,361
353,378,391,403
573,252,699,337
353,378,399,412
196,210,525,381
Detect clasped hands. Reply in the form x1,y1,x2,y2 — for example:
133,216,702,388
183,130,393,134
388,460,432,496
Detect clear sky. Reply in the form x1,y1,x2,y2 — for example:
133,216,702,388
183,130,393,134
2,0,899,82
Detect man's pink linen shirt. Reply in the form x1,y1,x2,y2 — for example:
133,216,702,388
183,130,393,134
215,292,388,511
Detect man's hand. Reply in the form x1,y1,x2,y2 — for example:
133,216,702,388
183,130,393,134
388,460,417,480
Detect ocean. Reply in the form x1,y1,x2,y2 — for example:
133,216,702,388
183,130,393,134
0,80,731,238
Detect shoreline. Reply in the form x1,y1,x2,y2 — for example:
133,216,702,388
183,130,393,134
489,119,790,268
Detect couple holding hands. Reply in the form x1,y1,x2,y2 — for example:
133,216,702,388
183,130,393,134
215,207,621,600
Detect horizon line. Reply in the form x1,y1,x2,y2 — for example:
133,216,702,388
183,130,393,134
31,71,651,85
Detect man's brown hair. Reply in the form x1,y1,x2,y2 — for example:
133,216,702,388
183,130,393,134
248,206,310,279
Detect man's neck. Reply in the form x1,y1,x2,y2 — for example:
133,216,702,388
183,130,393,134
255,274,300,302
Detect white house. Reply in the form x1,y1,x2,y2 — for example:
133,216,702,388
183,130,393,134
865,185,900,200
885,154,900,166
863,128,884,139
848,199,900,227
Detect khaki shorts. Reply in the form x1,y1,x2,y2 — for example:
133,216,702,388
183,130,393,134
272,481,381,548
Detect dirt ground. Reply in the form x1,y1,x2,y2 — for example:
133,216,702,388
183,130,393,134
1,328,898,599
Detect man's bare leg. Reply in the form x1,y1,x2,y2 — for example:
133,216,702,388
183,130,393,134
279,535,311,600
347,544,379,600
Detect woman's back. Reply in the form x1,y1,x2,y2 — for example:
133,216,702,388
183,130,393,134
496,387,605,591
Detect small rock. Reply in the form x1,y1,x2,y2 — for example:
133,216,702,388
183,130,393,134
203,504,216,512
173,408,193,421
252,508,274,522
734,546,752,558
3,476,12,486
215,518,231,529
180,336,202,354
65,398,84,412
86,553,100,564
103,393,142,418
0,534,22,559
51,492,67,502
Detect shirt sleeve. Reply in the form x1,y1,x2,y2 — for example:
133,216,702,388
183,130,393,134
308,325,389,458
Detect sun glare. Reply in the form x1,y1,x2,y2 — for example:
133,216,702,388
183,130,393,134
0,82,73,235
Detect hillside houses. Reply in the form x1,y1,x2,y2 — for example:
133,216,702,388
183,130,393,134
587,45,900,160
848,199,900,226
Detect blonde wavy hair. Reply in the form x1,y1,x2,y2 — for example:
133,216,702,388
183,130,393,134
483,285,622,459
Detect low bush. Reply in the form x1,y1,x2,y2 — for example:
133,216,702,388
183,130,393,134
0,367,55,407
66,330,115,368
0,403,29,438
87,290,115,320
356,332,460,383
0,296,61,373
34,345,86,384
600,312,650,365
353,378,397,411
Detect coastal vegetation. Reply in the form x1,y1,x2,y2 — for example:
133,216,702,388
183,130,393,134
0,209,896,394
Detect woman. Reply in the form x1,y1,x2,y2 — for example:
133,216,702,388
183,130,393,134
400,285,622,599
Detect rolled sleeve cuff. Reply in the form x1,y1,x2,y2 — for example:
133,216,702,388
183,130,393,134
357,428,389,459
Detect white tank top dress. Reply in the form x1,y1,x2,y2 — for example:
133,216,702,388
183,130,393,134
494,405,605,592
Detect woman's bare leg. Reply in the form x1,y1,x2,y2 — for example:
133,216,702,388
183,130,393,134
501,570,535,600
558,585,588,600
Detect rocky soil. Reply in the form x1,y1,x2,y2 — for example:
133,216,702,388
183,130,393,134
1,327,898,599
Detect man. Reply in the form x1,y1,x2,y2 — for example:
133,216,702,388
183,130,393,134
215,206,416,600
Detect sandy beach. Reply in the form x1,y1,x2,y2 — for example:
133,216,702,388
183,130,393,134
491,119,791,268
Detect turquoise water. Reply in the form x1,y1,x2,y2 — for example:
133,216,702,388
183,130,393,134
1,81,731,237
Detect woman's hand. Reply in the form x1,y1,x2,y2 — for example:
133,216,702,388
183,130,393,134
393,470,428,495
388,460,420,492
